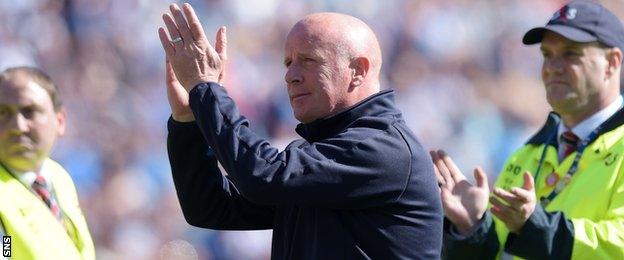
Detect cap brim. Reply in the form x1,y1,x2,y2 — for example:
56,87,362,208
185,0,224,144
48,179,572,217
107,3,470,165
522,24,598,45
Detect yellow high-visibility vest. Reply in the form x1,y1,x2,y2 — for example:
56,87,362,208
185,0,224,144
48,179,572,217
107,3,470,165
494,118,624,259
0,159,94,260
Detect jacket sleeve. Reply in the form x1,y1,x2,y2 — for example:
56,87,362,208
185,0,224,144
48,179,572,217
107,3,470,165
504,205,574,259
443,211,500,260
506,183,624,259
167,117,275,230
188,83,412,209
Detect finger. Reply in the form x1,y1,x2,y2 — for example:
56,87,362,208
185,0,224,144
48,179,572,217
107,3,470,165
170,3,193,44
474,167,489,191
158,27,175,57
435,167,446,188
439,150,465,183
490,205,513,224
510,187,533,203
439,187,454,210
430,151,446,186
430,151,448,185
521,171,535,191
216,26,227,84
432,150,454,188
183,3,207,42
490,196,519,214
163,13,183,47
493,188,524,208
216,26,227,62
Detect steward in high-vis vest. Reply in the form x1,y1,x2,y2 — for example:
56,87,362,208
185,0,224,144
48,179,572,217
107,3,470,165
0,67,94,259
0,160,94,259
489,110,624,259
433,1,624,259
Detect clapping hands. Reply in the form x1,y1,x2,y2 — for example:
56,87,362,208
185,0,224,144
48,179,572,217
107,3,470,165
158,3,227,91
431,150,537,235
158,3,228,122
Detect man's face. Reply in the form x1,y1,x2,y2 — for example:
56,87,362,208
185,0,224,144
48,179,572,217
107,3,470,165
0,77,65,172
283,27,352,123
540,31,610,118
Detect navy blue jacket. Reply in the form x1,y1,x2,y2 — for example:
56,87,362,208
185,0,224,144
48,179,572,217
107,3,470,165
167,82,443,259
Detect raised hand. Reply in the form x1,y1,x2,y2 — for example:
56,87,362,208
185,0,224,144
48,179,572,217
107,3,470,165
490,171,536,233
157,3,227,91
430,150,490,235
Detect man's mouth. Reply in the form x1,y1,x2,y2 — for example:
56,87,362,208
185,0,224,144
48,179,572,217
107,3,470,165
546,80,568,87
7,137,34,151
291,93,311,102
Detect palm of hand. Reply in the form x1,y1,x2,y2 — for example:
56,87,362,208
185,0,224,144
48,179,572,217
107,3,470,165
431,150,490,235
443,179,489,232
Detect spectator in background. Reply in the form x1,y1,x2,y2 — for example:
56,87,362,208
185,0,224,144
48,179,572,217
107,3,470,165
434,1,624,259
160,3,442,259
0,67,94,259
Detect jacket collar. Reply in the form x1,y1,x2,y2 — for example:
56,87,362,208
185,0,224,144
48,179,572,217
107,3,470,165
295,90,401,142
527,108,624,146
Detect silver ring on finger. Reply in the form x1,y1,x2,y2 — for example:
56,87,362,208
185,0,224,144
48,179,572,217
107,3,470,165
171,36,183,44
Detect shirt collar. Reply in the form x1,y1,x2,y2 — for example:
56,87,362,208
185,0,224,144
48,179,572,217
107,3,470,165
558,95,624,140
6,161,52,188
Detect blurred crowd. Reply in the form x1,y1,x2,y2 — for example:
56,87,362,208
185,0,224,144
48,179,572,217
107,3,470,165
1,0,622,259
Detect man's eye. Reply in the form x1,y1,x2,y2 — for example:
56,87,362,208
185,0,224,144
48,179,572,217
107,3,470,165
21,107,36,119
564,51,580,58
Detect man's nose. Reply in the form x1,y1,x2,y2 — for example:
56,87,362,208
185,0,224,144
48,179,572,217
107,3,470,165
285,65,302,85
544,57,564,75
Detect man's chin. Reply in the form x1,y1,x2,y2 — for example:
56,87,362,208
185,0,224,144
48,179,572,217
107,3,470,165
293,109,310,123
549,97,579,113
294,114,311,124
2,156,41,172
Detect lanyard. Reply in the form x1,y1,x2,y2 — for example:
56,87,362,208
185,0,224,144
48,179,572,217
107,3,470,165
534,125,602,207
533,130,558,183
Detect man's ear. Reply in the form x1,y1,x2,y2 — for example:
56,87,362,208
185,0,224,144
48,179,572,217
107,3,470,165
606,47,623,78
350,57,370,89
56,107,67,137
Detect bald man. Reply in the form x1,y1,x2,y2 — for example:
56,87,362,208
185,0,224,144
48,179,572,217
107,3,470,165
159,3,442,259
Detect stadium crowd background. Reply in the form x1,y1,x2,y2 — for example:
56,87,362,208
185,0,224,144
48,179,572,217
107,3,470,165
1,0,622,259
